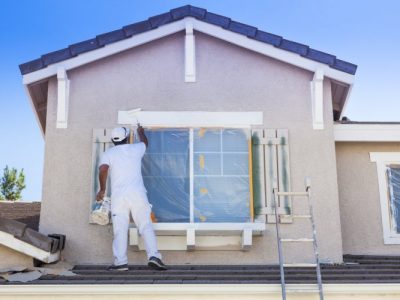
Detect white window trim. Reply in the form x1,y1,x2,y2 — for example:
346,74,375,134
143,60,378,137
118,110,263,128
370,152,400,244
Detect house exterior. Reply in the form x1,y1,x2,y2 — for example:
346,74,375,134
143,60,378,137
2,5,400,298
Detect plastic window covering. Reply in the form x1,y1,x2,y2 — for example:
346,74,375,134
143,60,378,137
141,128,252,223
387,165,400,233
142,129,190,222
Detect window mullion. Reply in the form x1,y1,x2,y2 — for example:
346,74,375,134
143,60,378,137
190,128,194,223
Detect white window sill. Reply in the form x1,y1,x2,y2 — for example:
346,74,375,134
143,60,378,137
129,222,265,251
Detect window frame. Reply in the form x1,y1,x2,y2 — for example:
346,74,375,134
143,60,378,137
370,152,400,244
141,127,253,223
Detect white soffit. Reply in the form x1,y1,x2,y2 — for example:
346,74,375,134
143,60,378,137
118,110,263,128
22,17,354,85
334,124,400,142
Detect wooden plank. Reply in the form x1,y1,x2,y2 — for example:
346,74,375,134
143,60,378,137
265,129,278,223
251,129,266,223
277,129,292,223
0,231,60,263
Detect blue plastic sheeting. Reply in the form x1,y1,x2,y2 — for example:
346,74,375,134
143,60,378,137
387,166,400,233
142,129,190,222
141,128,251,223
193,129,251,223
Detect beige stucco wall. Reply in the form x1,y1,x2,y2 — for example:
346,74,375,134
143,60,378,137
39,31,342,265
0,245,33,269
336,142,400,255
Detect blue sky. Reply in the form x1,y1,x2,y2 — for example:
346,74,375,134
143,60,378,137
0,0,399,201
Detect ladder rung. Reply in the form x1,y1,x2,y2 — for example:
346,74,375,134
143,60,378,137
283,263,318,267
276,192,308,197
292,215,312,219
280,238,314,242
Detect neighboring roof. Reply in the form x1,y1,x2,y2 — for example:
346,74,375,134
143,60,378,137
2,255,400,285
19,5,357,76
0,202,40,231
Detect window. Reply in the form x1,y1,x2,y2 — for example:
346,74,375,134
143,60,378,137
142,128,252,223
370,152,400,244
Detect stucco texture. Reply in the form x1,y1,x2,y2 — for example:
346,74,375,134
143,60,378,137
336,142,400,255
40,31,342,265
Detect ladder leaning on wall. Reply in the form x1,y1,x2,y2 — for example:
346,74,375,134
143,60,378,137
272,178,324,300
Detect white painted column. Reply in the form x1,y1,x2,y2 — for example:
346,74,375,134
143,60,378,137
311,69,324,130
56,67,70,128
185,21,196,82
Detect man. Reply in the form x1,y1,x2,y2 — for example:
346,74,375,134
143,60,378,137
96,125,167,271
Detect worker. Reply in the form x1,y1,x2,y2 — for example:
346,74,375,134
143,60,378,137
96,126,167,271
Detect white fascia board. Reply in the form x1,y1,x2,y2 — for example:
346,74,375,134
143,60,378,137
334,124,400,142
118,110,263,128
191,18,355,85
0,231,59,263
24,85,44,137
22,17,354,86
2,284,400,296
22,20,187,85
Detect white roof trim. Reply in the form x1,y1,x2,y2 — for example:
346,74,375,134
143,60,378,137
334,124,400,142
2,283,400,296
22,17,354,85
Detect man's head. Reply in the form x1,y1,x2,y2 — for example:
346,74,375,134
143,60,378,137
111,127,129,145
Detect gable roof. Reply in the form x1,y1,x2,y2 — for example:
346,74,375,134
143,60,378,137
19,5,357,76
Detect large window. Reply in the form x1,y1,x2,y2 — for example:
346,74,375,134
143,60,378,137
142,128,252,223
370,152,400,244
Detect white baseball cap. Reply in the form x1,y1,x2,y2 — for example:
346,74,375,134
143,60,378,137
111,127,129,142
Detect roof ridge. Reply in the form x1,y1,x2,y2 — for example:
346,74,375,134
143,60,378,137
19,5,357,76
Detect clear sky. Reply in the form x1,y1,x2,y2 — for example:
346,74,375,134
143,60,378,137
0,0,399,201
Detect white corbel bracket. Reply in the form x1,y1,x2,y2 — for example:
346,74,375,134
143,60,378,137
311,69,324,130
56,67,70,128
185,21,196,82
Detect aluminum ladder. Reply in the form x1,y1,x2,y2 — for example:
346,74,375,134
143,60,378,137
272,178,324,300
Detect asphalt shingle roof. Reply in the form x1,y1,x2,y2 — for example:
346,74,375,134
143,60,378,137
2,255,400,285
19,5,357,76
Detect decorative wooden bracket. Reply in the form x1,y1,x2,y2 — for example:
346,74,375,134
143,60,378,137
185,21,196,82
56,67,70,128
311,69,324,130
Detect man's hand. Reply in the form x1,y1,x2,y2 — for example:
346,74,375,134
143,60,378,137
137,124,148,147
137,124,145,134
96,190,105,202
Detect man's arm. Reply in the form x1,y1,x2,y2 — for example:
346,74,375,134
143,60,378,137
96,164,109,201
137,124,148,147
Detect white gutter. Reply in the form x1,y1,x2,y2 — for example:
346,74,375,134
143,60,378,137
1,284,400,296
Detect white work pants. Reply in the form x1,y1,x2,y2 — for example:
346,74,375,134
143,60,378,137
111,191,161,265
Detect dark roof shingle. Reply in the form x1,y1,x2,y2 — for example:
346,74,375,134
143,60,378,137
19,5,357,76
